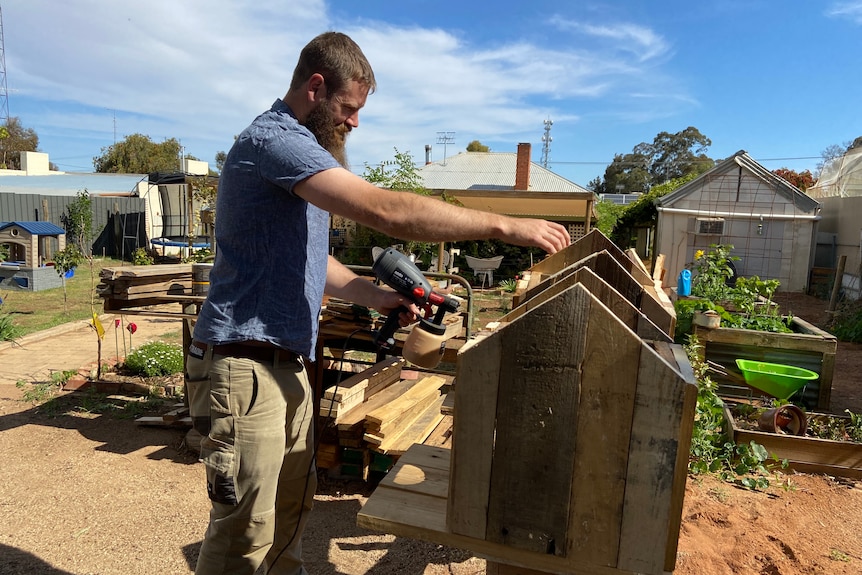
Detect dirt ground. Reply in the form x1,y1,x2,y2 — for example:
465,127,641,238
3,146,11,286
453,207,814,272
1,292,861,575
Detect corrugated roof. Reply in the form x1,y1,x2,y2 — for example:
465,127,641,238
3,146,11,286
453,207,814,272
418,152,590,193
0,221,67,235
0,173,147,197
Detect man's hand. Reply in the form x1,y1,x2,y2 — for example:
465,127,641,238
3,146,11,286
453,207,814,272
373,288,420,328
500,218,571,255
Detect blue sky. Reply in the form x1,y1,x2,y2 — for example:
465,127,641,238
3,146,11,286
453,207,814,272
4,0,862,186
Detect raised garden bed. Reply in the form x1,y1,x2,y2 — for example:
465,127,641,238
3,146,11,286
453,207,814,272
694,317,837,410
722,400,862,479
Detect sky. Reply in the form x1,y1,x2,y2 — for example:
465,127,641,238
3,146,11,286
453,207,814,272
3,0,862,187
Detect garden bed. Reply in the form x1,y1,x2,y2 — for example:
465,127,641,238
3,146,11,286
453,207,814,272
722,400,862,479
694,317,837,410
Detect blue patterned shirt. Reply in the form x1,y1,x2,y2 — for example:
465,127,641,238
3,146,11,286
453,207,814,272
193,99,341,360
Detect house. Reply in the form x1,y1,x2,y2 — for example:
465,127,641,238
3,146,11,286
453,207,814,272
418,143,597,243
655,150,820,293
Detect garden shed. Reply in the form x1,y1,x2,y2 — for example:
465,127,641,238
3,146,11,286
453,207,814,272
655,150,820,293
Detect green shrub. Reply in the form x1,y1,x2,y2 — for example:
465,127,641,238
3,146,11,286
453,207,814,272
831,300,862,343
124,341,184,377
132,248,154,266
0,312,19,342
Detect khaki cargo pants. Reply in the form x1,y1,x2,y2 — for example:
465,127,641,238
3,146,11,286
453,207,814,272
188,350,315,575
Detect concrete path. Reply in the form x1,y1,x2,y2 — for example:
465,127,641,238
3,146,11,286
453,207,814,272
0,308,186,386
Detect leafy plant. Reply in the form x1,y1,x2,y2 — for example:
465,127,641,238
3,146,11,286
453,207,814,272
53,244,86,314
830,299,862,343
691,244,737,303
498,278,518,293
685,337,786,490
123,341,184,377
61,190,94,249
132,247,154,266
680,245,795,336
0,310,19,342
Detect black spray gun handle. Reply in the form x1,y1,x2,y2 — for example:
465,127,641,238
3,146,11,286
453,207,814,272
373,305,409,351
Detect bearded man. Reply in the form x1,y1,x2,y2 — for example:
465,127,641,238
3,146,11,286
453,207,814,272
190,31,570,575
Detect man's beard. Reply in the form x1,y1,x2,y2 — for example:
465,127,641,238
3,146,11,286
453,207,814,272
304,100,350,168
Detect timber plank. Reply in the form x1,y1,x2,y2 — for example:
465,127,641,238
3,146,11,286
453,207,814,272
336,378,418,431
448,332,502,539
377,394,446,456
616,343,690,574
486,284,589,557
364,375,446,433
566,286,641,566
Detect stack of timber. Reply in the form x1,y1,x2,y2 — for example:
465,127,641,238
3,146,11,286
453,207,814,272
316,357,453,478
98,264,194,311
359,233,698,574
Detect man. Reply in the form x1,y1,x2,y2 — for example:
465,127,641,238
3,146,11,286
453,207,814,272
191,31,570,575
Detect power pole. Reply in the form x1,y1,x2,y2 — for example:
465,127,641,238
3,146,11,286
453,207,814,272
541,118,553,168
0,5,9,125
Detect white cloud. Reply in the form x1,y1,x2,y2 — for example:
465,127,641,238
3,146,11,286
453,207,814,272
3,0,691,172
827,2,862,24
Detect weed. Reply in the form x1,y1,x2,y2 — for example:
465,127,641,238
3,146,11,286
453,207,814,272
829,549,851,563
0,312,19,342
707,486,730,503
16,380,59,404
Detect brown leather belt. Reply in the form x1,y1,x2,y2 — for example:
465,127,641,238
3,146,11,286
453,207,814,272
195,341,300,365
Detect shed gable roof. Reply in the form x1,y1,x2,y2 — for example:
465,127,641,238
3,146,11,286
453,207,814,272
657,150,820,213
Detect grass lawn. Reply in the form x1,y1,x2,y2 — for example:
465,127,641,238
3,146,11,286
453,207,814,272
0,258,175,340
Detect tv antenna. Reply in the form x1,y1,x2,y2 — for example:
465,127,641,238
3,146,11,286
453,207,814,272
541,118,553,168
436,131,455,165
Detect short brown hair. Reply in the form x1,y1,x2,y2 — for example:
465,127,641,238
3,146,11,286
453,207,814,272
290,32,376,95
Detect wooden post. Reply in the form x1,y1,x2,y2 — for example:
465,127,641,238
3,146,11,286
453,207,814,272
828,254,847,312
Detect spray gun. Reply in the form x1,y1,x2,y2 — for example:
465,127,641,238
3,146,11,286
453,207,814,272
371,247,461,368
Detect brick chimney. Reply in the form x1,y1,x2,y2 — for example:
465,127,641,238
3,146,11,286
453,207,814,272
515,142,531,190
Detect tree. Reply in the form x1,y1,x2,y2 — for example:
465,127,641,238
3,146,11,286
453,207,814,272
595,127,714,193
610,172,699,249
215,150,227,173
61,191,94,251
93,134,197,173
601,152,651,195
817,137,862,176
466,140,490,152
646,127,714,184
53,244,85,314
0,117,40,170
772,168,815,191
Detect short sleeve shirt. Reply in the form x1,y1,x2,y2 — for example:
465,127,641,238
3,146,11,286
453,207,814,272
193,99,341,360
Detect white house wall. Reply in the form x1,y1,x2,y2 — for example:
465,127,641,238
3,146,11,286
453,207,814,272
816,196,862,298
